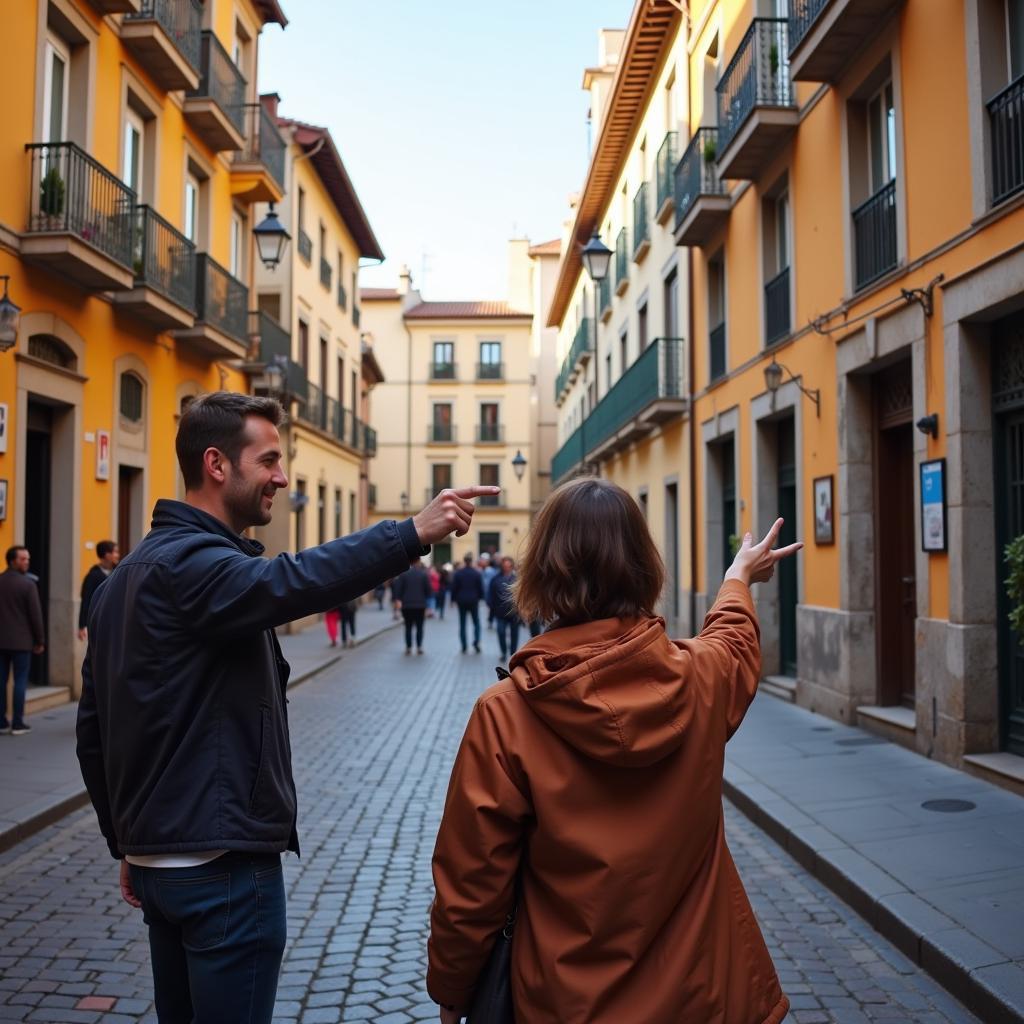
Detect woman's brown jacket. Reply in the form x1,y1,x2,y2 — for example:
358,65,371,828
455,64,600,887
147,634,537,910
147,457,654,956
427,580,789,1024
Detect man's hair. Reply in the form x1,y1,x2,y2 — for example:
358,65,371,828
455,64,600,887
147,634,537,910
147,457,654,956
5,546,26,567
96,540,117,560
513,477,664,625
175,392,284,491
463,552,474,564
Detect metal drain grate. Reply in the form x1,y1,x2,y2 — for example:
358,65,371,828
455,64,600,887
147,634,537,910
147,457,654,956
921,799,976,813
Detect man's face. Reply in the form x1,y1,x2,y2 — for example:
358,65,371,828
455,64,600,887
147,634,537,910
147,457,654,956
222,417,288,530
501,558,513,574
11,549,29,573
104,546,121,569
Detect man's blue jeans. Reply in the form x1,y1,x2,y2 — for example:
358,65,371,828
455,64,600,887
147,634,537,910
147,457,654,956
0,650,31,726
457,603,481,650
128,852,286,1024
496,617,521,660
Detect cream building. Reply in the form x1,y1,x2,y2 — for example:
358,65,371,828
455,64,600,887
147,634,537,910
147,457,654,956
361,250,535,566
250,105,383,616
549,5,692,633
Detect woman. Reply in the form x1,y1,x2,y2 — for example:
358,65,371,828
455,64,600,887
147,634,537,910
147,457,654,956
427,478,799,1024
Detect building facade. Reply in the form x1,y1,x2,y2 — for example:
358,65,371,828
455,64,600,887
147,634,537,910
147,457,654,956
0,0,286,700
361,253,535,567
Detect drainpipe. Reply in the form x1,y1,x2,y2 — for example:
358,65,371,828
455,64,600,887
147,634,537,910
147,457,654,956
688,245,698,635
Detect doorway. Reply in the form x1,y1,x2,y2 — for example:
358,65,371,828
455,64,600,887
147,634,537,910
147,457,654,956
25,403,53,687
664,481,679,624
117,465,145,556
873,361,916,708
721,438,736,577
776,417,798,677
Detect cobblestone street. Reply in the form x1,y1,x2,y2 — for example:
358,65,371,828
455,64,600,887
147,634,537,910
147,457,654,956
0,611,981,1024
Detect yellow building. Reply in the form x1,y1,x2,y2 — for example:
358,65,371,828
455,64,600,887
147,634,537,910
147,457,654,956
249,107,384,601
549,5,693,633
361,254,535,566
0,0,287,702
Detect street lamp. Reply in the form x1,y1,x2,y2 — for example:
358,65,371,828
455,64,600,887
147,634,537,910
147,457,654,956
254,204,291,270
764,357,820,417
580,232,612,401
0,276,22,353
511,449,527,482
264,354,286,396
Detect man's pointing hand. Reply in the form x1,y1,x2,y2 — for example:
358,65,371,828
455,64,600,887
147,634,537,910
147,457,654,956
412,487,501,545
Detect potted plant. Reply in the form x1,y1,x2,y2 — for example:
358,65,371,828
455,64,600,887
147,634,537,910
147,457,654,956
702,136,717,164
1006,535,1024,640
40,166,65,225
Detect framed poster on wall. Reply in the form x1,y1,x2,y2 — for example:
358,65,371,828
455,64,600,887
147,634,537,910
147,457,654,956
920,458,947,553
96,429,110,481
813,475,834,545
0,403,7,453
0,479,7,522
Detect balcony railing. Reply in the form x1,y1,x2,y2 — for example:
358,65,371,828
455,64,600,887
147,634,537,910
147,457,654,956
124,0,202,72
674,127,726,228
337,281,347,310
304,381,327,431
297,229,312,263
615,226,629,289
552,422,586,483
132,205,195,310
428,423,457,443
477,362,504,380
353,304,361,327
364,423,377,456
237,103,286,191
476,423,504,443
852,179,897,290
555,360,572,404
26,142,135,268
195,253,248,342
598,274,612,318
709,322,727,382
656,131,678,217
989,74,1024,206
320,256,332,289
250,310,307,398
717,19,794,156
632,181,650,258
430,361,456,380
569,317,594,373
788,0,829,52
764,266,791,345
189,31,246,136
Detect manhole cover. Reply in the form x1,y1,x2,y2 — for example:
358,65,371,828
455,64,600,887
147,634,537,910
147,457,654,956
922,799,976,813
835,737,887,747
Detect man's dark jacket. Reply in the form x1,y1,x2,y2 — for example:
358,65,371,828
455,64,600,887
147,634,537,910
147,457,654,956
78,564,110,630
391,565,433,609
487,572,519,621
76,499,423,860
449,565,484,606
0,568,45,650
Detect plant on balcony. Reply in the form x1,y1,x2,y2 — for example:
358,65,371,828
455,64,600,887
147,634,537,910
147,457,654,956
769,42,779,76
1006,534,1024,639
703,137,717,164
40,166,65,223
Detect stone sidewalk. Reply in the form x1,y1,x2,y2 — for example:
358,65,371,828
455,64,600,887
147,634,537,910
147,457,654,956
725,696,1024,1024
0,605,399,853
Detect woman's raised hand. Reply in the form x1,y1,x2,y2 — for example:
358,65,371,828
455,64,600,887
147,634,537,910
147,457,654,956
724,517,802,588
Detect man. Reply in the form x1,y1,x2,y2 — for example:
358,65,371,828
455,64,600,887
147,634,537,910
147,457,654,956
450,552,485,654
76,392,497,1024
0,546,45,736
487,556,521,662
77,540,120,641
392,558,433,655
481,553,500,630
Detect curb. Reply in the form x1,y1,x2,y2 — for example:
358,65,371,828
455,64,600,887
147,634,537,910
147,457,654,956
723,774,1024,1024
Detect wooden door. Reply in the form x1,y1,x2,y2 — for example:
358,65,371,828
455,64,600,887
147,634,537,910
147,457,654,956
777,417,798,677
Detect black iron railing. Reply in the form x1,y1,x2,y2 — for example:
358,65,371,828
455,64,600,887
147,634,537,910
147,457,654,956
297,229,312,262
477,362,503,380
598,274,611,316
989,74,1024,206
633,181,650,257
787,0,830,53
250,310,307,399
190,31,246,136
430,361,456,380
125,0,202,72
615,227,629,286
304,381,326,431
764,266,791,345
364,424,377,456
352,304,361,327
717,19,794,155
674,127,726,228
337,281,347,310
428,423,456,443
710,322,727,382
476,423,504,443
26,142,135,268
132,205,195,310
656,131,678,213
320,257,332,289
852,179,897,290
195,253,248,342
236,103,285,190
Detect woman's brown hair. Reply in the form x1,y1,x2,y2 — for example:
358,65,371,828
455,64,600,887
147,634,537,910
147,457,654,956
513,477,665,625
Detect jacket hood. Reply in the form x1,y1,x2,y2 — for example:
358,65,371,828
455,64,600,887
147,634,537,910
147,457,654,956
507,617,692,767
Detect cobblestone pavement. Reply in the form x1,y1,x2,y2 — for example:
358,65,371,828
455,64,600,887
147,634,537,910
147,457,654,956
0,611,980,1023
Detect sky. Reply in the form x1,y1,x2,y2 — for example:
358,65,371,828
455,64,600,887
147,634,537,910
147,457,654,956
257,0,629,300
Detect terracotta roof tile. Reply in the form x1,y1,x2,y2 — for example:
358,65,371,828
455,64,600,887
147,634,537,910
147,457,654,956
360,288,400,301
404,301,532,320
528,239,561,256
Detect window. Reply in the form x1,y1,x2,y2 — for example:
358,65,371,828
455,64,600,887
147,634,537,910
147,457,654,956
351,370,358,415
867,80,896,194
708,252,727,382
479,532,501,558
120,372,144,423
319,337,328,390
775,192,790,271
1009,0,1024,80
294,479,306,550
337,356,345,406
230,212,244,278
664,268,679,338
184,174,199,243
298,188,306,230
479,340,502,379
123,109,144,193
349,492,356,534
298,320,309,371
479,402,500,442
432,341,454,378
334,487,342,538
479,464,500,506
619,327,628,378
43,36,70,143
605,351,612,389
764,187,792,343
638,301,649,352
317,483,327,545
432,463,452,495
432,403,453,442
638,488,649,520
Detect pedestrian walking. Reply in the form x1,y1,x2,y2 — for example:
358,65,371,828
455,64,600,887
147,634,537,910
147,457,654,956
75,391,498,1024
373,582,387,610
392,558,433,654
427,477,800,1024
0,546,45,737
325,605,342,647
340,597,358,648
427,563,441,617
481,553,499,630
487,555,521,661
436,563,451,620
77,540,120,642
450,552,484,653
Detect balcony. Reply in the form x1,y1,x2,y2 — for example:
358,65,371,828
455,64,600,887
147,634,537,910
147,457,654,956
632,182,651,262
555,360,571,405
853,179,897,290
113,205,196,329
337,281,347,310
764,266,791,345
716,19,798,180
788,0,902,83
171,253,248,359
428,423,457,444
429,361,456,380
598,274,612,322
231,103,285,203
297,229,312,263
249,310,307,401
86,0,141,12
183,31,246,152
364,423,377,457
558,317,595,399
320,257,332,290
23,142,135,290
551,338,688,483
674,127,730,247
477,361,504,381
655,131,678,225
614,227,629,295
476,423,504,444
122,0,202,92
710,322,727,382
989,74,1024,207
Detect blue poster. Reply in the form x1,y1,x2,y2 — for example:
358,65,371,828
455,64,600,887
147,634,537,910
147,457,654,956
921,460,946,552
